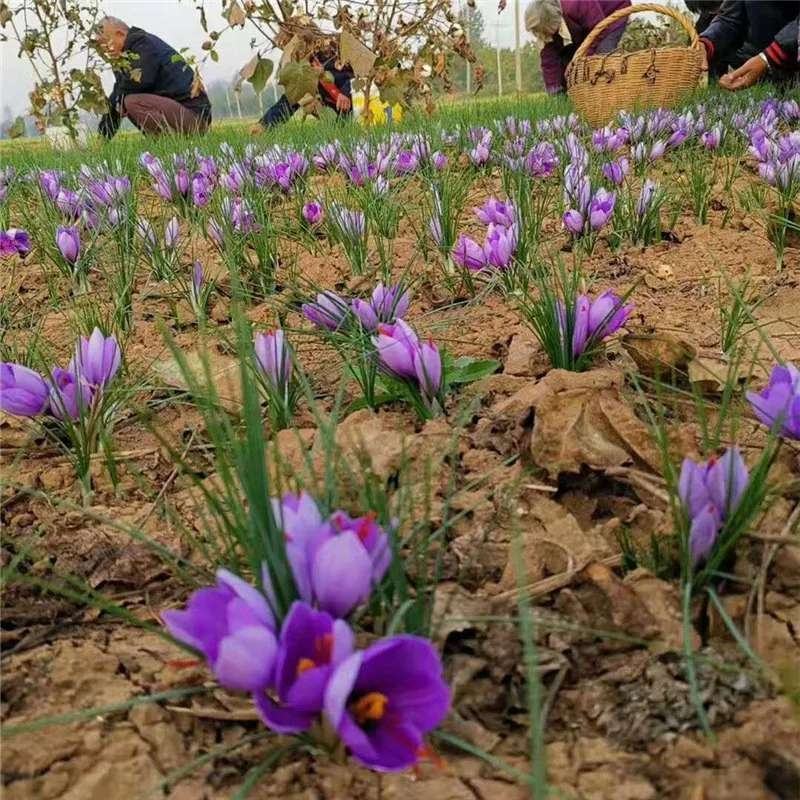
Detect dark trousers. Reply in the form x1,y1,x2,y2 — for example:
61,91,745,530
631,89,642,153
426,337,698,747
122,94,209,135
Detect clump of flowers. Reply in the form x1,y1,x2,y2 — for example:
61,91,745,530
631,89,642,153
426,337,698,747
0,328,123,497
452,197,518,273
678,449,748,566
162,491,451,772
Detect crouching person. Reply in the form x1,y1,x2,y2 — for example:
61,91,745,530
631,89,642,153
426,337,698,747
95,16,212,139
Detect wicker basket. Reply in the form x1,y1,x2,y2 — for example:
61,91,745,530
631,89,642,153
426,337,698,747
565,3,708,128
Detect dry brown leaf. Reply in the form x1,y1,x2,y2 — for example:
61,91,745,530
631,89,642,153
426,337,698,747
526,369,660,478
152,349,242,413
339,30,377,77
622,332,697,378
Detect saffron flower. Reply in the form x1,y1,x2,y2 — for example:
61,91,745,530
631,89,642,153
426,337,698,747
602,157,629,186
588,188,616,230
412,339,443,402
568,291,632,357
254,602,354,733
302,291,349,331
47,368,94,421
254,330,293,393
0,228,31,258
352,283,410,331
162,569,278,693
0,363,49,417
452,234,488,271
269,493,392,618
164,216,180,251
69,328,122,389
302,201,324,226
474,198,516,227
746,363,800,440
324,635,451,771
432,151,448,170
483,223,516,269
678,449,749,565
374,320,420,380
56,226,80,264
563,209,584,236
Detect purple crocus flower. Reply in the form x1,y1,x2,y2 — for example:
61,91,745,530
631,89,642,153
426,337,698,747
164,217,180,251
302,201,324,226
313,510,392,617
55,188,82,220
636,180,660,218
352,299,379,330
0,228,31,258
394,150,419,175
524,142,558,178
588,188,616,230
0,363,49,417
302,291,349,331
678,448,749,565
191,172,212,207
191,261,204,299
432,151,448,170
701,126,723,150
162,569,278,693
268,493,391,618
55,226,80,264
602,158,629,186
69,328,121,389
254,330,293,392
254,602,354,733
374,320,420,379
324,635,451,771
469,142,491,166
371,283,410,322
474,198,516,227
39,170,61,201
47,367,94,420
452,234,488,271
586,290,632,340
649,140,667,160
412,339,443,403
174,167,190,197
563,209,585,236
746,363,800,440
483,223,516,269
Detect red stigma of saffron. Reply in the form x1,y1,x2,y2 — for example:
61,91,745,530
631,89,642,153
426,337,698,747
314,632,334,664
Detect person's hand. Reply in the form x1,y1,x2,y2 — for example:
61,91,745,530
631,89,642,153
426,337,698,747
719,55,768,91
249,122,264,135
335,94,352,112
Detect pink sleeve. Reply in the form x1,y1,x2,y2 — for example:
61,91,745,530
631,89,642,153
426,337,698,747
540,40,566,94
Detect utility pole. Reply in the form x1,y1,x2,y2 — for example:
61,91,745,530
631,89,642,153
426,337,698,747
514,0,522,93
465,5,472,94
496,20,503,97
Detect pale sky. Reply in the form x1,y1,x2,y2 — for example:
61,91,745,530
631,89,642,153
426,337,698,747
0,0,688,117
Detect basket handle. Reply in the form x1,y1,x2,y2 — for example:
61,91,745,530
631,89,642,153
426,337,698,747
572,2,699,61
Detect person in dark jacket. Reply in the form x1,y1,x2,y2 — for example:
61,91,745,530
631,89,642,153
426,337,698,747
257,50,354,128
699,1,799,90
95,17,212,139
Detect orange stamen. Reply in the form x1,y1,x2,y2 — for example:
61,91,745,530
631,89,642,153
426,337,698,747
351,692,388,725
296,657,315,676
